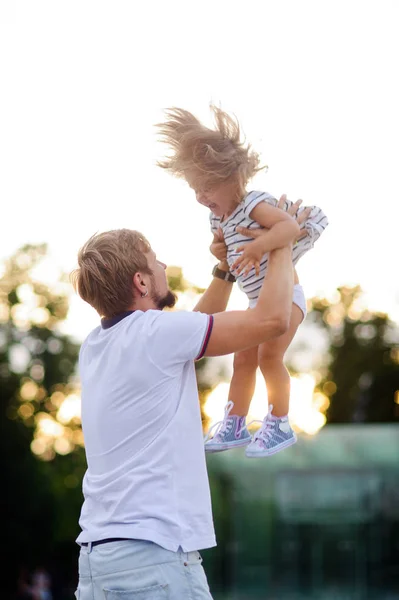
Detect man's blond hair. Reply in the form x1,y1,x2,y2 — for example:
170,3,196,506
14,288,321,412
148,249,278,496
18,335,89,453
157,105,265,192
71,229,151,318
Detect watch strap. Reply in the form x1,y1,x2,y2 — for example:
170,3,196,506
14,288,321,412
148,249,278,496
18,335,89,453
212,265,236,283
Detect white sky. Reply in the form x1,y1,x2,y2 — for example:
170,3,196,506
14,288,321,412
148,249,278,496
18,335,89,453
1,0,398,340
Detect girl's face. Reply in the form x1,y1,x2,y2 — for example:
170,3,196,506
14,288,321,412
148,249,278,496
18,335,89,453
192,178,243,218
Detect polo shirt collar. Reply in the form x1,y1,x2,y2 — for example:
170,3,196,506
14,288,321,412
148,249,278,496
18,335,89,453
101,310,135,329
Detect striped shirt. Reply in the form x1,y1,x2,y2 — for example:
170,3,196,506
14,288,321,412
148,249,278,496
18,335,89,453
209,190,329,302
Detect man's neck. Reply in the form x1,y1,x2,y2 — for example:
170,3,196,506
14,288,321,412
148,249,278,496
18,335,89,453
127,298,158,312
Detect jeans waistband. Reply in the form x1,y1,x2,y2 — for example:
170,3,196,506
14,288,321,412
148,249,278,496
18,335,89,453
81,537,130,548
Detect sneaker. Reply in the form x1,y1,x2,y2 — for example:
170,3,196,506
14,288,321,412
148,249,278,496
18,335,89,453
204,401,252,453
245,405,297,458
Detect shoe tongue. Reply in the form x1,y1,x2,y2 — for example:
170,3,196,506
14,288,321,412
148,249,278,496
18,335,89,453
227,416,240,426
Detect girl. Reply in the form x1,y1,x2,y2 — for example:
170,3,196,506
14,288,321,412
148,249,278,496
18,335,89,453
157,106,328,457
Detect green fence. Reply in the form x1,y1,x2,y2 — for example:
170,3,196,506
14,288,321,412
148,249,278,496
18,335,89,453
203,425,399,599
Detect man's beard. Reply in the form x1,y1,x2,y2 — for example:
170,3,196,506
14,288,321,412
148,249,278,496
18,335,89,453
152,288,177,310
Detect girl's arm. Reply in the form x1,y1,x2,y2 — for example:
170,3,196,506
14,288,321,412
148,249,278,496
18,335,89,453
247,200,301,253
242,201,329,271
232,196,309,276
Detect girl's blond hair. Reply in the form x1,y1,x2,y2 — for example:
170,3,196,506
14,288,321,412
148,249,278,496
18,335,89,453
70,229,151,318
157,105,265,192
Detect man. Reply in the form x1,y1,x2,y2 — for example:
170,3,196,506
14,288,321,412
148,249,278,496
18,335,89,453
71,207,301,599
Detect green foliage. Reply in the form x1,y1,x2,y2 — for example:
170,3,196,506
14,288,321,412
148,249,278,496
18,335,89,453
0,245,83,595
0,244,82,456
309,286,399,423
166,265,205,295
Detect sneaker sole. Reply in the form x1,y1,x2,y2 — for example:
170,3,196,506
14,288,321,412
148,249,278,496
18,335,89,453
205,438,252,453
245,435,297,458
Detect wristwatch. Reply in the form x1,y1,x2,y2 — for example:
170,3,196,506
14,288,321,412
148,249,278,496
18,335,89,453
212,264,236,283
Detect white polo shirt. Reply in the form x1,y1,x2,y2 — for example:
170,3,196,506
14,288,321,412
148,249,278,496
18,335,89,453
76,308,215,552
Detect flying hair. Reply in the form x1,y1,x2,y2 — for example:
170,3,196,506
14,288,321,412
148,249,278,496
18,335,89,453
156,105,266,192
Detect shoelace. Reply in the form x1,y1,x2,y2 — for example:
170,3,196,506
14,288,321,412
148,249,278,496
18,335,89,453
252,404,275,443
204,401,246,443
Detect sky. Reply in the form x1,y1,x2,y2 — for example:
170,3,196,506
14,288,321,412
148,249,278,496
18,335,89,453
1,0,399,340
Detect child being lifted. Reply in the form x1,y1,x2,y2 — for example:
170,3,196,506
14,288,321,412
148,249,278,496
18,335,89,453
157,105,328,457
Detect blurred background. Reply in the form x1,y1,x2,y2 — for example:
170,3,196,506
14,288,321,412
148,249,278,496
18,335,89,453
1,1,398,598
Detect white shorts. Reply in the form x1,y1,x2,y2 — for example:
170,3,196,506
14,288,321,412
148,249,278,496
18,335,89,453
248,284,307,322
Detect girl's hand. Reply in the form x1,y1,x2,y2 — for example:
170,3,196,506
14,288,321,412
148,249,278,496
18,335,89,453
210,228,227,261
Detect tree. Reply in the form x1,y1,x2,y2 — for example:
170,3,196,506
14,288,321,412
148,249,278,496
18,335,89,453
0,244,84,597
309,286,399,423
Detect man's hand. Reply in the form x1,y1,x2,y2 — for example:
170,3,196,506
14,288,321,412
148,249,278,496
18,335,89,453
231,195,312,276
210,227,227,261
231,237,265,276
277,195,312,241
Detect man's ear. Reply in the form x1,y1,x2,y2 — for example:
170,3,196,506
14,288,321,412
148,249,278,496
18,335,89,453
132,272,147,295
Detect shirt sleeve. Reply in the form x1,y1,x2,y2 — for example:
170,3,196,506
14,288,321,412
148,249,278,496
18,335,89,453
145,310,214,370
292,204,329,264
243,191,277,219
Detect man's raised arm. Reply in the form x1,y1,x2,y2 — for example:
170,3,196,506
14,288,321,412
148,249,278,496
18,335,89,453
204,244,295,357
193,260,235,315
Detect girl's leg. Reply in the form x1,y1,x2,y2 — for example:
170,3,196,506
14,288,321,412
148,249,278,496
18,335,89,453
245,304,304,457
258,303,304,417
229,346,259,416
204,346,258,453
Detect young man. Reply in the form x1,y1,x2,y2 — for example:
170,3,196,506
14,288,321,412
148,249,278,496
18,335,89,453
71,208,301,600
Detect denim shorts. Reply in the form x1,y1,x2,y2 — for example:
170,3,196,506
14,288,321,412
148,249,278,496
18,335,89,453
75,538,213,599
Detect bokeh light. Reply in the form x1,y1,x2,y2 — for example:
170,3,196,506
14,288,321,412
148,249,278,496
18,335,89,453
57,394,81,424
204,372,328,436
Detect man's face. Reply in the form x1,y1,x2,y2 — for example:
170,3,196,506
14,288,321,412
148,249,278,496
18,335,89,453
146,250,176,310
